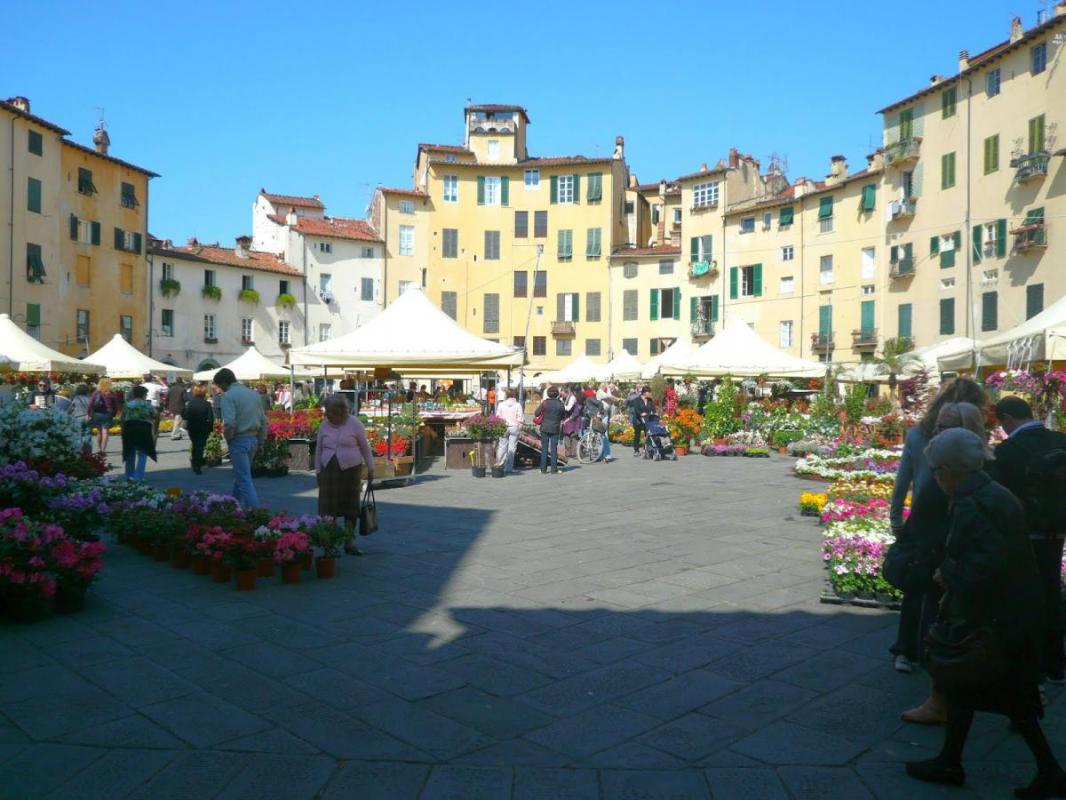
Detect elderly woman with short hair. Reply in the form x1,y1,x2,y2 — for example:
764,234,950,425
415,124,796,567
906,427,1066,797
315,395,374,554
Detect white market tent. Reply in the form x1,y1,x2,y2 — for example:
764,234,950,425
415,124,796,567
913,336,977,374
642,340,696,379
193,346,307,382
940,295,1066,372
0,312,103,374
604,351,644,380
660,318,826,378
85,334,192,379
534,355,609,385
289,288,522,371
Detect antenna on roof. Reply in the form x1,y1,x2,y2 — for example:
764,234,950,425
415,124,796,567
95,106,106,127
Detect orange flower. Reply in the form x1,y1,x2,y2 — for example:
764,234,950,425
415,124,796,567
165,487,183,496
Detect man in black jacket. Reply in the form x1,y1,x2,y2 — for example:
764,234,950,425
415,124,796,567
993,396,1066,683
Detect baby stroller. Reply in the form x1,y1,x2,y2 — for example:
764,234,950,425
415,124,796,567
642,414,677,461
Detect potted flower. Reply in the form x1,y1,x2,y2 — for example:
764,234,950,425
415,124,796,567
469,448,486,478
308,517,347,579
202,285,222,301
195,526,235,583
238,288,260,304
225,536,259,591
273,531,311,583
0,510,59,622
276,292,296,309
253,525,278,576
159,277,181,297
50,537,105,613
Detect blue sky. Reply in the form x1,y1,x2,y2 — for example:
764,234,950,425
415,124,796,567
4,1,1036,244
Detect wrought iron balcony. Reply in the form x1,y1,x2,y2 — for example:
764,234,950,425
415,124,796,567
811,333,835,352
890,197,917,220
691,319,715,339
886,137,922,166
551,320,576,337
687,260,718,279
1011,152,1050,182
1011,220,1047,253
852,329,879,350
890,257,916,278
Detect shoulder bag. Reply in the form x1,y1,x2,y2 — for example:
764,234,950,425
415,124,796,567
359,484,379,536
533,401,545,426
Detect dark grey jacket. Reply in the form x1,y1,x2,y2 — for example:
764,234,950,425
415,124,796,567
537,398,566,435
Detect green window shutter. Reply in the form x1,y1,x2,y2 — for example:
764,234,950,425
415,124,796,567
587,173,602,201
133,232,142,254
550,175,558,204
702,234,713,260
690,296,698,322
995,219,1007,257
818,196,833,219
500,176,509,206
27,178,41,213
890,245,899,263
572,174,580,204
114,227,124,250
861,184,876,211
1029,115,1045,153
940,241,955,268
972,225,983,264
672,287,681,320
26,303,40,326
903,243,913,263
557,294,565,320
729,267,738,299
690,236,699,262
650,289,659,321
860,300,874,334
91,221,101,245
900,109,913,140
710,295,719,321
940,298,955,335
898,303,913,339
752,264,763,297
819,305,832,336
476,176,485,205
779,206,794,225
70,214,78,240
930,236,939,256
573,293,580,322
982,291,998,331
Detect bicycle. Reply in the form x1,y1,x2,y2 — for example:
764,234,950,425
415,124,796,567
577,425,605,464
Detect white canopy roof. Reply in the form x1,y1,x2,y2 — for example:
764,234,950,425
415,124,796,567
85,334,192,379
604,351,643,380
940,295,1066,372
0,313,103,374
642,340,696,378
660,318,826,378
534,355,608,385
193,346,306,382
289,288,522,370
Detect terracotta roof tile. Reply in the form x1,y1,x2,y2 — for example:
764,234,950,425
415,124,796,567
62,139,159,177
633,181,681,195
260,189,325,209
418,143,472,154
149,241,301,276
610,245,682,259
378,187,429,198
428,155,614,169
465,104,530,122
268,214,381,242
0,99,70,135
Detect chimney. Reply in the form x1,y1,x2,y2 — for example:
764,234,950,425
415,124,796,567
699,162,708,173
613,135,625,160
187,237,199,247
1056,2,1066,18
235,235,252,258
92,123,110,155
728,148,739,169
6,96,30,113
929,74,945,86
1010,15,1024,42
285,207,297,226
958,49,970,72
628,174,638,189
829,155,848,182
659,179,667,196
793,177,810,198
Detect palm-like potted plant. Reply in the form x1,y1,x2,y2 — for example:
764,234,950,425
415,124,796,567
875,337,919,406
309,517,347,579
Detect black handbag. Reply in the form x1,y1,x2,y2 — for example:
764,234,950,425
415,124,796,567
925,616,1007,693
359,484,379,537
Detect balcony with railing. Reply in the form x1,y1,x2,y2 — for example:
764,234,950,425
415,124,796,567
811,333,835,353
852,329,878,350
467,116,516,135
889,197,917,220
1011,152,1050,182
1011,219,1047,253
687,260,718,279
691,318,715,339
886,137,922,166
551,320,576,337
890,257,916,278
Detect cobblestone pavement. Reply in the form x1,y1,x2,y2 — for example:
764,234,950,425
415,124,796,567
2,438,1062,798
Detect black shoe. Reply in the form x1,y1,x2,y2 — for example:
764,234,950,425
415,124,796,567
550,468,559,474
344,542,364,556
906,758,965,787
193,467,202,475
1015,770,1066,799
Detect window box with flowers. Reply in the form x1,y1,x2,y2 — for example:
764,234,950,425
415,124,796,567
202,285,222,301
239,288,260,305
276,292,296,309
159,277,181,297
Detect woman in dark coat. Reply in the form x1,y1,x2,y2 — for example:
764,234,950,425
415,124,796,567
183,384,215,474
535,387,566,474
120,385,157,481
906,428,1066,797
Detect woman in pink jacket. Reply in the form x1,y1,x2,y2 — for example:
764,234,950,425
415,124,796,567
495,389,524,473
315,395,374,554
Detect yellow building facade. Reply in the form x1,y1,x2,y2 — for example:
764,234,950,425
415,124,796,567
0,96,155,358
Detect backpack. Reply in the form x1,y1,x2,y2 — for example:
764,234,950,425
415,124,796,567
1022,448,1066,534
91,392,108,414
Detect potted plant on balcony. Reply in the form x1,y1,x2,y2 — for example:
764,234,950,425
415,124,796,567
239,288,260,304
159,277,181,297
202,285,222,301
277,292,296,309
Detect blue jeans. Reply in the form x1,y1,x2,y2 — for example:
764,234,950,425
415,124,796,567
540,433,559,472
600,422,612,460
124,449,147,480
228,436,260,508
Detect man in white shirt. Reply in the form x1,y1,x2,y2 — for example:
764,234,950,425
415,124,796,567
495,389,524,473
142,374,165,410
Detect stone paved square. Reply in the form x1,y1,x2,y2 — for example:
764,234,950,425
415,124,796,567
1,438,1059,798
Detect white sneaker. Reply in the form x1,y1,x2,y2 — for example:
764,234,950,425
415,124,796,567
894,655,914,673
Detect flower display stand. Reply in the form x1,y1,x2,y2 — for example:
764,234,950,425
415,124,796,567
285,438,314,472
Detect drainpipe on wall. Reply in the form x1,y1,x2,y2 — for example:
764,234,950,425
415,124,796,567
799,194,805,359
382,202,389,307
7,114,14,316
145,186,153,356
964,76,976,365
301,230,309,347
